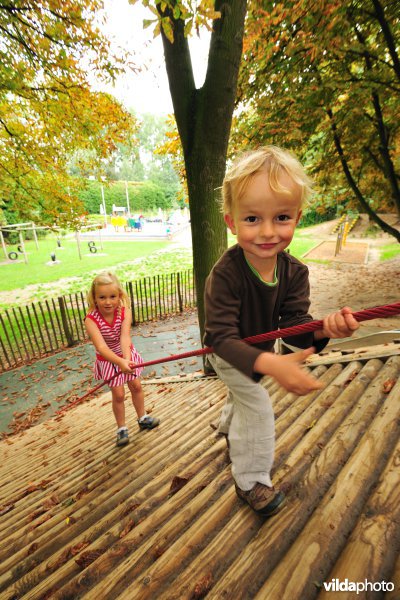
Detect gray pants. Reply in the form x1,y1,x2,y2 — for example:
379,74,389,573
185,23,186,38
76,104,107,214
208,354,275,491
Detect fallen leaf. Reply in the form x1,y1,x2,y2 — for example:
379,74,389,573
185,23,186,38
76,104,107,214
382,379,396,394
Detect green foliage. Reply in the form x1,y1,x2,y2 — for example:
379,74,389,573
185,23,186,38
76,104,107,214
77,180,174,215
298,205,338,228
0,1,138,230
68,113,183,211
234,0,400,240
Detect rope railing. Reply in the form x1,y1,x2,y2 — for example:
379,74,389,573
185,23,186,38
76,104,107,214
128,302,400,370
57,301,400,414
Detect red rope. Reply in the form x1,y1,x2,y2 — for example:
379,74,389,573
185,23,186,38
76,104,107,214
57,301,400,414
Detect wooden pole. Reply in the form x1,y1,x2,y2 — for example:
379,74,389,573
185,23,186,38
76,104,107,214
18,230,28,264
75,230,82,260
101,185,107,226
0,230,7,258
31,222,39,250
98,227,103,251
125,180,130,215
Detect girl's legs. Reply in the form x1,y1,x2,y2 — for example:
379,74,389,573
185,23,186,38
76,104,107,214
127,378,145,419
111,385,126,428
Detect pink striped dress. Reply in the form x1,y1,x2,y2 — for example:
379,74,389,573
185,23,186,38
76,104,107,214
85,307,143,388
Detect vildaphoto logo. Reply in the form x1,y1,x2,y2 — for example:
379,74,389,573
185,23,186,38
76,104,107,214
323,579,394,594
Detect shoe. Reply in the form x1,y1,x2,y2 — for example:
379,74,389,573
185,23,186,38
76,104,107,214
116,429,129,447
235,482,286,517
138,415,160,430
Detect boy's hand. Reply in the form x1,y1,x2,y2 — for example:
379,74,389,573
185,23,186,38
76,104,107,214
254,348,323,396
316,306,359,340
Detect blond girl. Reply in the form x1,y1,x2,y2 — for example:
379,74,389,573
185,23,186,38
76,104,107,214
85,271,159,446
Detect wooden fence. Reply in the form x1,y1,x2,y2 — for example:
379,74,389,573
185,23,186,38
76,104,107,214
0,269,196,372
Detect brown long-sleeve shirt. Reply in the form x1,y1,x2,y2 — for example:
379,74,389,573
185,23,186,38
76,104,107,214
204,245,328,380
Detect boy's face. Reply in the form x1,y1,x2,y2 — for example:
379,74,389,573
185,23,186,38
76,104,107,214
225,168,302,268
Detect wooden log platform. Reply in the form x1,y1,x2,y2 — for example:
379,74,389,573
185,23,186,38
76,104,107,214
0,343,399,599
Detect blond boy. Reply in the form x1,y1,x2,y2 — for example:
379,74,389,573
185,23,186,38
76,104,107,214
204,146,358,516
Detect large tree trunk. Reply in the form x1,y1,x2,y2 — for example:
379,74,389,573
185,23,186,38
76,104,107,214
159,0,248,339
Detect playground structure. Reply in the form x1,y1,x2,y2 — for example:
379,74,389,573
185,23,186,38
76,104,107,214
0,222,46,264
0,222,105,264
334,213,360,256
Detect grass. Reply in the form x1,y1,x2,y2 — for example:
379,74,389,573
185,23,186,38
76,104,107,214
379,242,400,261
0,234,193,309
287,233,318,257
0,237,167,291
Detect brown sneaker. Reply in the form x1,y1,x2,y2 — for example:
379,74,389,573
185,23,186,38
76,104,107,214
235,482,286,517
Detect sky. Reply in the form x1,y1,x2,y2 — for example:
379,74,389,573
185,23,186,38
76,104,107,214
100,0,210,115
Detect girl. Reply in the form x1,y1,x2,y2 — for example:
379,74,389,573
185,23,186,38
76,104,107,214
85,271,159,447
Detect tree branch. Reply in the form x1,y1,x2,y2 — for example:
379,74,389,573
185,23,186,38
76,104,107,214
326,107,400,241
371,0,400,83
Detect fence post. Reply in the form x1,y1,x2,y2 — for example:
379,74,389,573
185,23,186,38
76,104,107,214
177,272,183,312
58,296,74,347
128,282,136,326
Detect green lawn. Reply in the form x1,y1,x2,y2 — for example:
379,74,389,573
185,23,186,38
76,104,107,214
379,242,400,261
0,237,167,291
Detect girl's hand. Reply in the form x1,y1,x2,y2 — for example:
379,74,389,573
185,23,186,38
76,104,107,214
317,306,359,340
118,358,134,374
254,348,323,396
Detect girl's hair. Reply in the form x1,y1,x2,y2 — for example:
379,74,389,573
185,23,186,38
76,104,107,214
87,271,130,311
222,145,313,215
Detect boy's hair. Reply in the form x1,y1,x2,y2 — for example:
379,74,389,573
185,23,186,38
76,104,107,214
87,271,130,311
222,145,313,215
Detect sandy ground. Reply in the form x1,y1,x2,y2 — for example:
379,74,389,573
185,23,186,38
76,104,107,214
308,257,400,335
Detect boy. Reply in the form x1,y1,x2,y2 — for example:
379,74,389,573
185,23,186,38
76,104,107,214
204,146,359,517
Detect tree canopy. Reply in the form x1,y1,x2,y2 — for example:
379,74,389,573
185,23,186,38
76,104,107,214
0,1,138,228
233,0,400,241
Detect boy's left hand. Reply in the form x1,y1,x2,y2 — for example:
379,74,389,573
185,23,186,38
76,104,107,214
316,306,359,340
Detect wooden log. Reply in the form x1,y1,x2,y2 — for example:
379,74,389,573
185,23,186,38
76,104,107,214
0,377,225,504
0,394,225,585
317,438,400,599
274,361,363,463
207,356,400,599
0,378,225,509
253,377,400,600
10,442,230,600
273,364,328,418
107,483,239,600
278,358,385,477
156,359,387,599
385,554,400,600
48,468,233,600
275,363,342,435
0,382,225,528
1,357,398,600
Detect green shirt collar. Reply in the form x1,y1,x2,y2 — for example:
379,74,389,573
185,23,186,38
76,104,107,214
245,257,278,286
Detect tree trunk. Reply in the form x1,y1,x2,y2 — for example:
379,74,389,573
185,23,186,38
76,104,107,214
159,0,248,339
